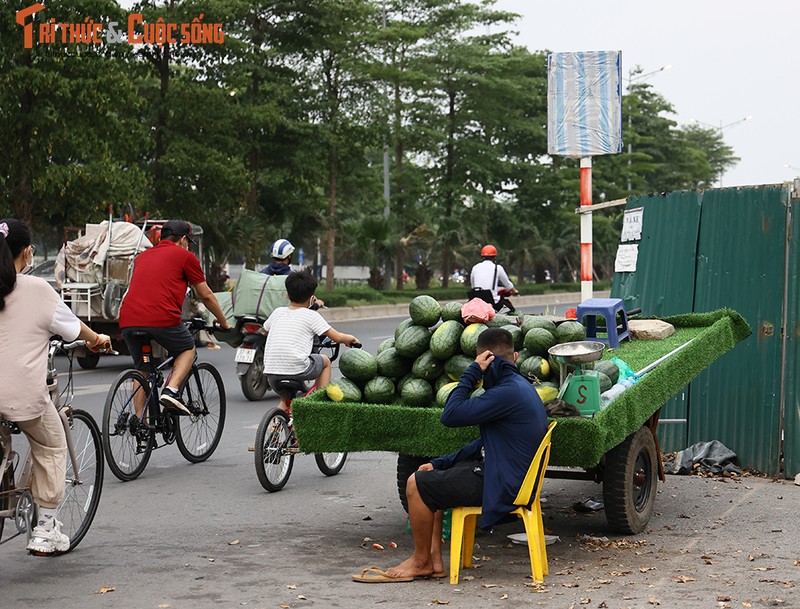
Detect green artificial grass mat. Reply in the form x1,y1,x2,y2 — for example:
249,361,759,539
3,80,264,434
292,309,751,469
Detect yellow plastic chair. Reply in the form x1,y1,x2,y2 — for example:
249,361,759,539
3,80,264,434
449,421,556,585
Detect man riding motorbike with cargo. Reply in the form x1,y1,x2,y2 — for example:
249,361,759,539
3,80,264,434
260,239,323,310
468,244,518,313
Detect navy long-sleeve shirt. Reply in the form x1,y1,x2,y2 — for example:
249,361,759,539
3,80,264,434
431,357,547,528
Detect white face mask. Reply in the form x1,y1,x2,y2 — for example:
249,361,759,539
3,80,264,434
22,246,34,273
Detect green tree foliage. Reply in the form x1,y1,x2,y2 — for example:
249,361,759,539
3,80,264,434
0,1,740,287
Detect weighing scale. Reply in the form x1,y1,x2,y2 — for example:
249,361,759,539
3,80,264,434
548,341,606,417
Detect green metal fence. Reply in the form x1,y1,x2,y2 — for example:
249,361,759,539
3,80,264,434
611,184,796,477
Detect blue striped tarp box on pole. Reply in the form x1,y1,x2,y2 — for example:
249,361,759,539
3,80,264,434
547,51,623,158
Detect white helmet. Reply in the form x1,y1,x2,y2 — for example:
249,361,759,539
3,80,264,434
270,239,295,259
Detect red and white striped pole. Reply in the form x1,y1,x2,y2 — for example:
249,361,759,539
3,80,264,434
579,156,593,301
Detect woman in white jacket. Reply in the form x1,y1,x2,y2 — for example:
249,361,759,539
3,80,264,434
0,218,109,555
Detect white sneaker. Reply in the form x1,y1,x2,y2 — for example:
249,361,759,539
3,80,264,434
27,518,70,554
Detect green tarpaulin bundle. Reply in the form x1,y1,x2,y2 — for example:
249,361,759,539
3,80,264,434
231,270,288,320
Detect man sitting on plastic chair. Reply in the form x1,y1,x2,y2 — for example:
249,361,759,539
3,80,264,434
352,328,547,584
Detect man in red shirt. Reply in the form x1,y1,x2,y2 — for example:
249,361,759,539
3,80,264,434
119,220,232,414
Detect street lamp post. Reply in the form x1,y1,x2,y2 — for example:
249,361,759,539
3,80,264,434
690,115,752,186
625,64,671,191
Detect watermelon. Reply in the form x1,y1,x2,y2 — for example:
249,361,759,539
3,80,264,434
502,324,523,350
549,355,575,377
441,301,464,322
460,323,488,356
556,320,587,343
326,378,362,402
395,325,432,358
434,374,452,392
519,355,550,382
364,376,396,404
396,373,414,395
339,348,378,384
412,350,444,382
470,387,485,399
435,381,459,407
524,327,557,357
594,360,620,384
430,320,464,360
534,384,559,403
521,316,558,337
400,377,434,408
486,314,519,328
516,348,531,365
376,347,413,379
596,371,612,393
377,337,395,354
445,354,474,381
409,295,441,327
394,318,415,340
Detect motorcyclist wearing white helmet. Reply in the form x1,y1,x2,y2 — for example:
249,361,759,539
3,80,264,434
260,239,324,310
261,238,296,277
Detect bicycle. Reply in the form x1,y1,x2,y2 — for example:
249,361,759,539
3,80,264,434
0,339,105,555
254,337,356,492
102,318,226,482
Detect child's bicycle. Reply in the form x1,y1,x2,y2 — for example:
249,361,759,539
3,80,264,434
102,318,226,481
254,337,358,492
0,339,108,554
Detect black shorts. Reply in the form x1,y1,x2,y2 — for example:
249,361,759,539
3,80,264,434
265,354,326,389
415,460,484,512
122,325,195,369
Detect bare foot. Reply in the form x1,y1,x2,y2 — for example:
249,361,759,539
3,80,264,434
385,556,434,579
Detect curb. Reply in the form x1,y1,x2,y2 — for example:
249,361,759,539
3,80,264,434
319,290,610,322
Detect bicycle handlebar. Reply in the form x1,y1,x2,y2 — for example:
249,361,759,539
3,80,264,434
50,339,117,355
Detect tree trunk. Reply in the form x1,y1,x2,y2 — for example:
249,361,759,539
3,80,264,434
153,44,171,209
440,89,457,291
368,268,383,290
415,261,432,290
393,85,405,291
12,51,34,227
246,71,260,214
325,151,337,291
394,251,405,290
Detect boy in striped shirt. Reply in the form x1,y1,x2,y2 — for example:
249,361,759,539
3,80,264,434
263,268,360,412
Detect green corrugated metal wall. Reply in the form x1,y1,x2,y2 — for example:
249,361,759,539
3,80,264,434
611,184,794,476
610,191,702,455
690,186,785,474
782,194,800,477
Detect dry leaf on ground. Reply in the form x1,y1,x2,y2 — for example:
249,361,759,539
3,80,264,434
96,587,116,594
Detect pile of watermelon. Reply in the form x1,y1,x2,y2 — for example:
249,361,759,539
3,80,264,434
325,295,611,408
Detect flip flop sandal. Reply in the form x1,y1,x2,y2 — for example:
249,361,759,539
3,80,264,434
352,566,415,584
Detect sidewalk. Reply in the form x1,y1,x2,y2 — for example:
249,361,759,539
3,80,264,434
320,290,610,322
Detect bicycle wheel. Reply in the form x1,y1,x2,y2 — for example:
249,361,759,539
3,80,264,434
56,409,103,552
176,362,226,463
315,452,347,476
254,408,294,492
102,370,153,481
0,456,12,541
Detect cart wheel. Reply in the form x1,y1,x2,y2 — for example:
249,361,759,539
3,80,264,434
396,454,433,513
77,351,100,370
602,426,658,534
102,283,123,320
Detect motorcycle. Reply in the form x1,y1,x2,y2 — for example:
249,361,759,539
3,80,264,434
235,315,271,401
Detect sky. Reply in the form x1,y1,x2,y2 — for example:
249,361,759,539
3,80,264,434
493,0,800,188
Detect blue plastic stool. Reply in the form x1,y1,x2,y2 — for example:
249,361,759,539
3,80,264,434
576,298,631,350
